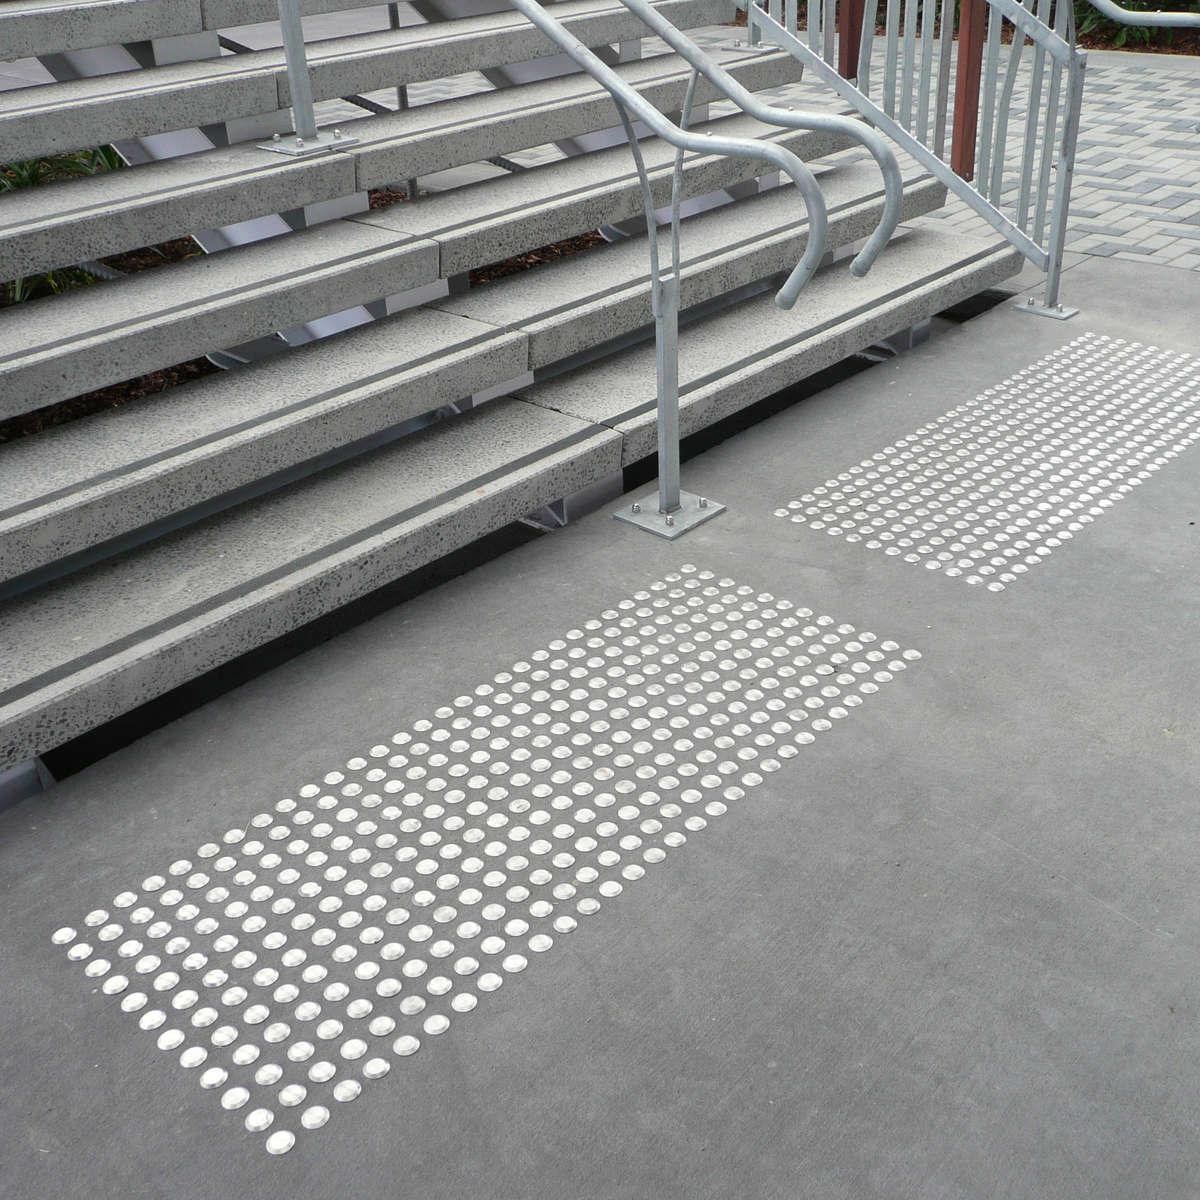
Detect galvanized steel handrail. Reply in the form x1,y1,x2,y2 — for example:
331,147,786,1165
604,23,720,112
608,0,905,285
504,0,837,307
1081,0,1200,25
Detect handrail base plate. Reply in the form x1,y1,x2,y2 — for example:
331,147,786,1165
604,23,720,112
614,489,726,538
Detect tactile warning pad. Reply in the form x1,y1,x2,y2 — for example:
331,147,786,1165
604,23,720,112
50,565,920,1155
775,333,1200,591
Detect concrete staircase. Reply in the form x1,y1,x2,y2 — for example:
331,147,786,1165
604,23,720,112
0,0,1022,772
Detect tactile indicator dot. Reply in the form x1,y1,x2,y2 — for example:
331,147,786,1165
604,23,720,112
52,566,920,1155
775,334,1200,591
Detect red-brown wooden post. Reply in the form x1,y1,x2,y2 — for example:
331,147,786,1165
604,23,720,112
838,0,868,79
951,0,988,179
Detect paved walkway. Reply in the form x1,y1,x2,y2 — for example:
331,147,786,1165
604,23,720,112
2,251,1197,1198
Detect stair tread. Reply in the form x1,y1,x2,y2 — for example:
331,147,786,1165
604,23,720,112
353,106,854,273
0,0,730,160
518,224,1024,458
0,397,619,718
0,45,800,279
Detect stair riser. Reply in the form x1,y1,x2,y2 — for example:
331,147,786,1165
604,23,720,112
519,179,947,370
4,0,731,162
0,331,528,583
0,425,620,770
353,50,801,189
617,248,1024,464
0,236,439,420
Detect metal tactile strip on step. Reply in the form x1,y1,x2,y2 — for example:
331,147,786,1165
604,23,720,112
48,564,921,1155
774,333,1200,592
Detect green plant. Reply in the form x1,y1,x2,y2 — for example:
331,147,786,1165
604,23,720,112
0,146,122,304
1074,0,1200,46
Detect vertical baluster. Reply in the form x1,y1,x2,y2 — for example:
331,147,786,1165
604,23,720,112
932,0,953,156
916,0,936,142
976,4,1002,196
786,0,798,32
1044,43,1085,309
883,0,901,117
900,0,919,127
1033,0,1067,242
858,0,880,93
987,10,1029,201
1017,0,1052,228
770,0,783,27
809,0,822,51
823,0,836,63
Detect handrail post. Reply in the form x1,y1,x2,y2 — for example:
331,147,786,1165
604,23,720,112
951,0,988,180
838,0,868,80
278,0,318,142
258,0,357,156
654,274,683,515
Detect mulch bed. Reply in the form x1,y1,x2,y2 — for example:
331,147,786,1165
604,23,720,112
0,357,219,445
469,231,607,285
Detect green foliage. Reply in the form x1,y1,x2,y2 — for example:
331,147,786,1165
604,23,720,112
1074,0,1200,47
0,146,121,304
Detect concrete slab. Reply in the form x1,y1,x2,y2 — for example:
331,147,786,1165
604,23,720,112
1,256,1197,1197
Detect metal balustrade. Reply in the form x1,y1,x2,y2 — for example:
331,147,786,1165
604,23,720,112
747,0,1086,316
746,0,1199,319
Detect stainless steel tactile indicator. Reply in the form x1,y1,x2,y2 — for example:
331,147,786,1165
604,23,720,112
775,333,1200,592
51,565,921,1155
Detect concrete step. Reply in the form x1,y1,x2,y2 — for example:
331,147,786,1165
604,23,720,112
0,396,621,770
0,110,851,417
0,0,731,162
349,108,857,278
3,0,450,61
0,306,527,584
0,220,438,420
0,45,799,279
0,154,926,579
434,164,947,370
518,225,1025,464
